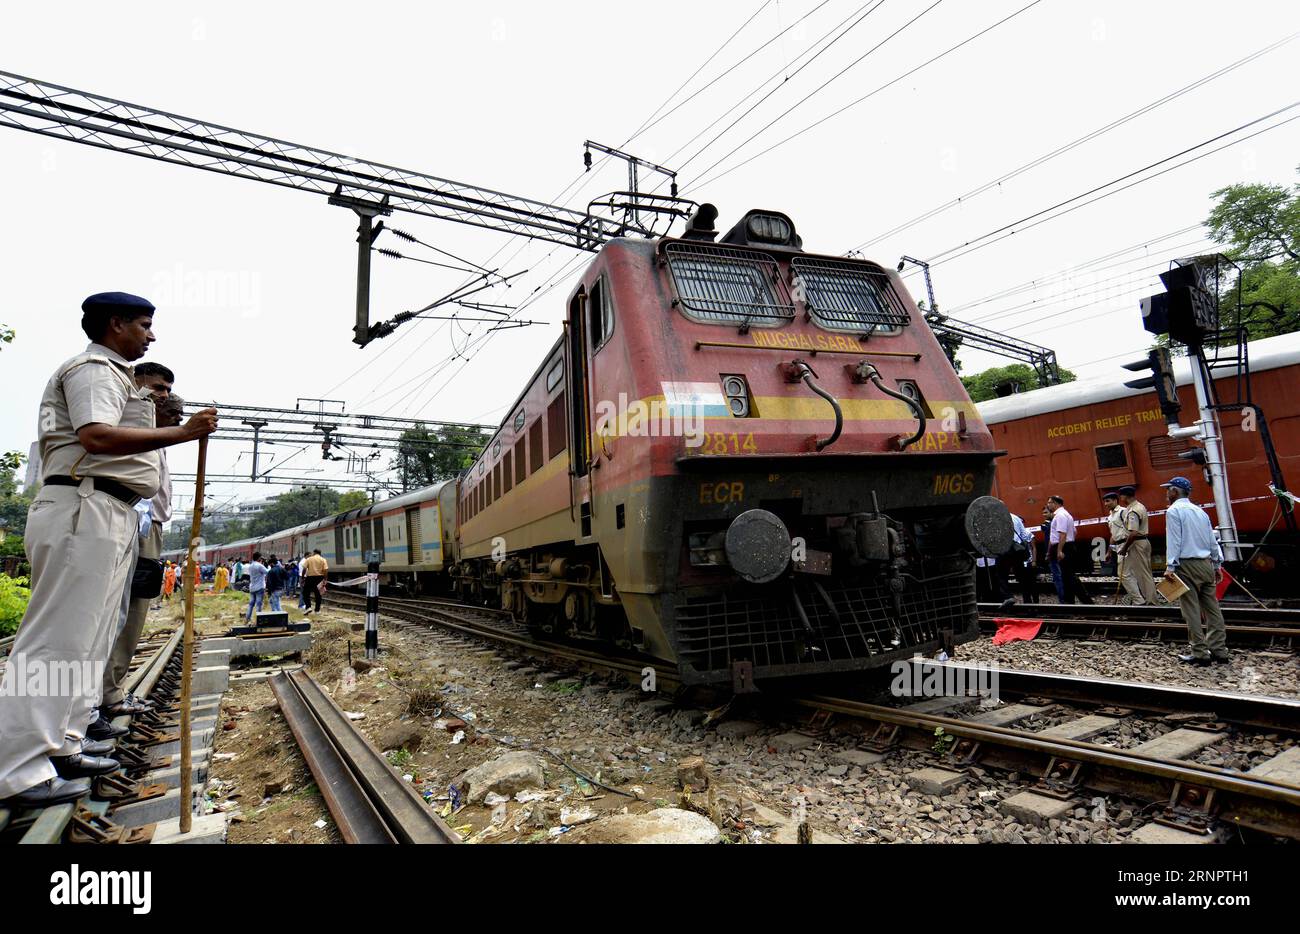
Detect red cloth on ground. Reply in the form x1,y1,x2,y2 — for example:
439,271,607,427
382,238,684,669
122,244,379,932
991,618,1044,645
1215,567,1233,600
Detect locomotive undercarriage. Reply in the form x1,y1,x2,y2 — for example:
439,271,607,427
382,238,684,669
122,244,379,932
452,545,634,646
669,513,978,685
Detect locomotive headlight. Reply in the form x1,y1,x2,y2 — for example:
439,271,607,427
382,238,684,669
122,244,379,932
725,509,791,584
746,213,793,245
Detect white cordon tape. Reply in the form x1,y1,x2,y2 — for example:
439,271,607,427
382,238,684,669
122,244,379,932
329,575,372,588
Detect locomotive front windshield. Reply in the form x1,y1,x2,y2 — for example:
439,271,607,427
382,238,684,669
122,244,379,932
665,242,794,327
791,256,910,335
665,242,910,335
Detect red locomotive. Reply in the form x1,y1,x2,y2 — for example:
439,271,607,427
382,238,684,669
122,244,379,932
182,207,1006,686
452,207,1002,684
978,330,1300,573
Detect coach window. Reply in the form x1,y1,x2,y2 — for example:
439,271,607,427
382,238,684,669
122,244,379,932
546,357,564,393
514,437,527,483
1094,443,1127,470
589,277,614,351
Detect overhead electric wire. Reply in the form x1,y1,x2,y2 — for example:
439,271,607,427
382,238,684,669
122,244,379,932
852,31,1300,253
940,223,1203,314
627,0,835,145
692,0,1047,189
683,0,954,187
622,0,778,143
964,241,1215,327
666,0,890,171
910,102,1300,273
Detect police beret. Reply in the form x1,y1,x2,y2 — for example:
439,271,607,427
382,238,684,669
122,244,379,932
81,292,156,315
1102,491,1119,500
1118,485,1136,495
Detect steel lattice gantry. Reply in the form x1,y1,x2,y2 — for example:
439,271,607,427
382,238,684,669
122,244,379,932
0,71,643,248
925,311,1062,386
0,70,692,344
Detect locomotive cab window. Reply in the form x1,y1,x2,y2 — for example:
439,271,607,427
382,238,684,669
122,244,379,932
663,242,793,329
588,277,614,351
790,256,909,336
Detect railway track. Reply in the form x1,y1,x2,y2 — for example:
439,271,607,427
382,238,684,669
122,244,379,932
269,668,459,844
0,628,184,843
978,601,1300,649
324,590,1300,841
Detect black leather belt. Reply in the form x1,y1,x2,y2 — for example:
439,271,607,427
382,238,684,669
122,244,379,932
44,475,143,507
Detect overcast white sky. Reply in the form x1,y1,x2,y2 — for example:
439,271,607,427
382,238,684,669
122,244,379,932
2,0,1298,515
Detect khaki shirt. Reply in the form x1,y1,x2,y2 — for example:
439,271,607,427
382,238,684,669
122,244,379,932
1125,500,1150,536
38,342,162,498
303,554,329,577
1107,505,1128,544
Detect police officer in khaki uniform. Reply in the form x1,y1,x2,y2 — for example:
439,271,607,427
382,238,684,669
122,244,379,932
98,371,179,719
0,293,217,808
1117,485,1157,605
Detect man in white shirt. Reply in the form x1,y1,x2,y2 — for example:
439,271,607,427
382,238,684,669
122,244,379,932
101,380,181,716
1047,495,1092,604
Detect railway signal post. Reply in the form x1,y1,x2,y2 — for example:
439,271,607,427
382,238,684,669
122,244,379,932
1134,259,1244,561
364,550,382,660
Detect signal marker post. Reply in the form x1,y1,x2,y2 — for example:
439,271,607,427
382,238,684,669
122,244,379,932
364,549,382,659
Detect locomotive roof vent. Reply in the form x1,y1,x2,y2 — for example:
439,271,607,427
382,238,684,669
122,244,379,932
720,209,802,250
680,203,719,241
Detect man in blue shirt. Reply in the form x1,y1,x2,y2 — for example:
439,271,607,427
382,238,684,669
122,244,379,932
1161,476,1228,665
244,553,268,622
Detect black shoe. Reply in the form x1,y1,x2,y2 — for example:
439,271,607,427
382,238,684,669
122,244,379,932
3,777,91,808
1177,653,1212,666
103,697,151,717
87,716,129,740
999,598,1017,609
51,753,120,778
80,738,115,756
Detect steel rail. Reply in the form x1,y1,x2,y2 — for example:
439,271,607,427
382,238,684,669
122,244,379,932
795,697,1300,842
905,659,1300,734
323,591,681,688
980,601,1300,625
269,670,400,844
978,613,1299,647
271,668,459,844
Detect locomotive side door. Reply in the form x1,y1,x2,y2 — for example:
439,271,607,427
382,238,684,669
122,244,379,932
567,283,597,540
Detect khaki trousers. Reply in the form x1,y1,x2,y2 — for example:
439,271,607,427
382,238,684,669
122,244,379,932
1175,557,1228,660
1120,538,1158,605
101,521,162,706
0,482,137,797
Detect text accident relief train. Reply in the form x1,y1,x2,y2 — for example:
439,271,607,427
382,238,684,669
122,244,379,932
188,207,1011,687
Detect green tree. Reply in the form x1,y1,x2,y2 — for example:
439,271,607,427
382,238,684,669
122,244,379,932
1206,167,1300,338
962,363,1077,403
0,457,33,540
338,490,370,511
392,425,488,488
246,486,343,538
